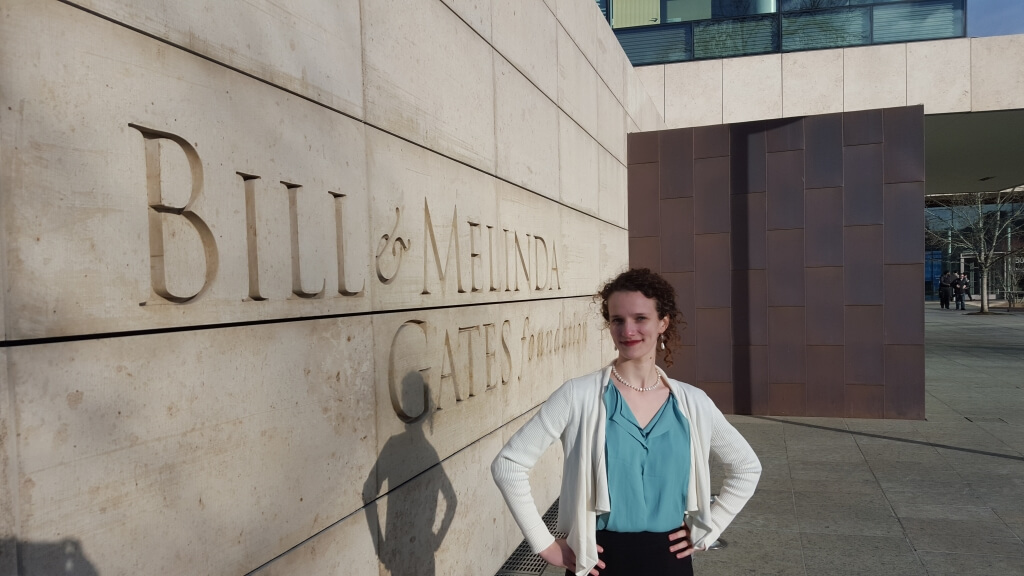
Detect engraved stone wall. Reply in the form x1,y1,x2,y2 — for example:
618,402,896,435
0,0,662,574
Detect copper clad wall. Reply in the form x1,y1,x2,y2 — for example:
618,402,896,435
627,106,925,419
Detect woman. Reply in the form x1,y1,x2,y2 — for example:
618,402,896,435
492,268,760,576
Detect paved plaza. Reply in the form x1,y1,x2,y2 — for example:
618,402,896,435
533,303,1024,575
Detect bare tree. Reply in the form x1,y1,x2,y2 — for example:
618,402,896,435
1003,253,1024,308
925,186,1024,313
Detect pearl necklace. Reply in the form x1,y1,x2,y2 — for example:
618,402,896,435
611,364,661,392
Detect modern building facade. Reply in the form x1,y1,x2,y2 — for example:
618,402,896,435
603,0,966,65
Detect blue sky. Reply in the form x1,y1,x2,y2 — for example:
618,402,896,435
968,0,1024,36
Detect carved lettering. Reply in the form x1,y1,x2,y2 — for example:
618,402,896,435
513,232,531,292
458,326,481,397
130,127,568,305
534,235,548,290
550,245,562,290
500,320,513,385
388,320,430,423
503,229,512,292
468,220,483,293
487,225,501,292
387,311,589,421
436,329,464,410
422,200,465,295
483,323,498,390
284,181,326,299
330,192,365,296
238,172,267,301
131,124,218,304
376,207,411,285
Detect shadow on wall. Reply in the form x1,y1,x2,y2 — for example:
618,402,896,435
362,371,457,576
0,538,100,575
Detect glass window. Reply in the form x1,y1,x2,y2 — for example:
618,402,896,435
612,0,661,28
782,7,870,51
873,0,964,43
617,24,694,65
694,15,778,59
711,0,778,18
666,0,712,23
781,0,849,11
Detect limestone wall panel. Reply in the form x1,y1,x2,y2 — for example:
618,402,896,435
558,298,607,384
556,0,600,70
644,96,670,132
439,0,493,41
598,81,628,165
599,150,629,229
599,225,630,296
366,127,499,310
492,0,559,101
8,317,376,575
362,0,496,172
843,44,907,112
0,0,372,340
665,59,723,129
724,54,783,124
559,113,601,217
249,510,378,576
595,12,626,105
557,25,600,139
60,0,364,118
495,55,560,201
372,433,508,576
971,35,1024,112
366,129,594,309
0,349,14,550
369,297,599,499
623,66,649,131
495,181,572,297
635,65,666,121
782,49,845,117
907,39,971,114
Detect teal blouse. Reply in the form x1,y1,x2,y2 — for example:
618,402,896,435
596,381,692,532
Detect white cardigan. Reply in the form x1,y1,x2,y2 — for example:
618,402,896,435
491,364,761,576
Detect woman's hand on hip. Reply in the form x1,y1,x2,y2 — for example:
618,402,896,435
539,539,605,575
668,524,695,559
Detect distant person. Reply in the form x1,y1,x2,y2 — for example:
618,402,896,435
939,272,954,309
962,273,973,301
953,272,966,310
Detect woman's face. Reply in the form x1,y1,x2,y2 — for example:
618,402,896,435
607,290,668,362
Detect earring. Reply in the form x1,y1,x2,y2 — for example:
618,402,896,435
660,334,666,350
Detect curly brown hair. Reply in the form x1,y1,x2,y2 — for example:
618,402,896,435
598,268,686,366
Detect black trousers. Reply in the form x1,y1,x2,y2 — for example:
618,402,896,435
566,529,694,576
939,287,952,308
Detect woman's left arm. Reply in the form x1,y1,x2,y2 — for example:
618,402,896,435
706,408,761,541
